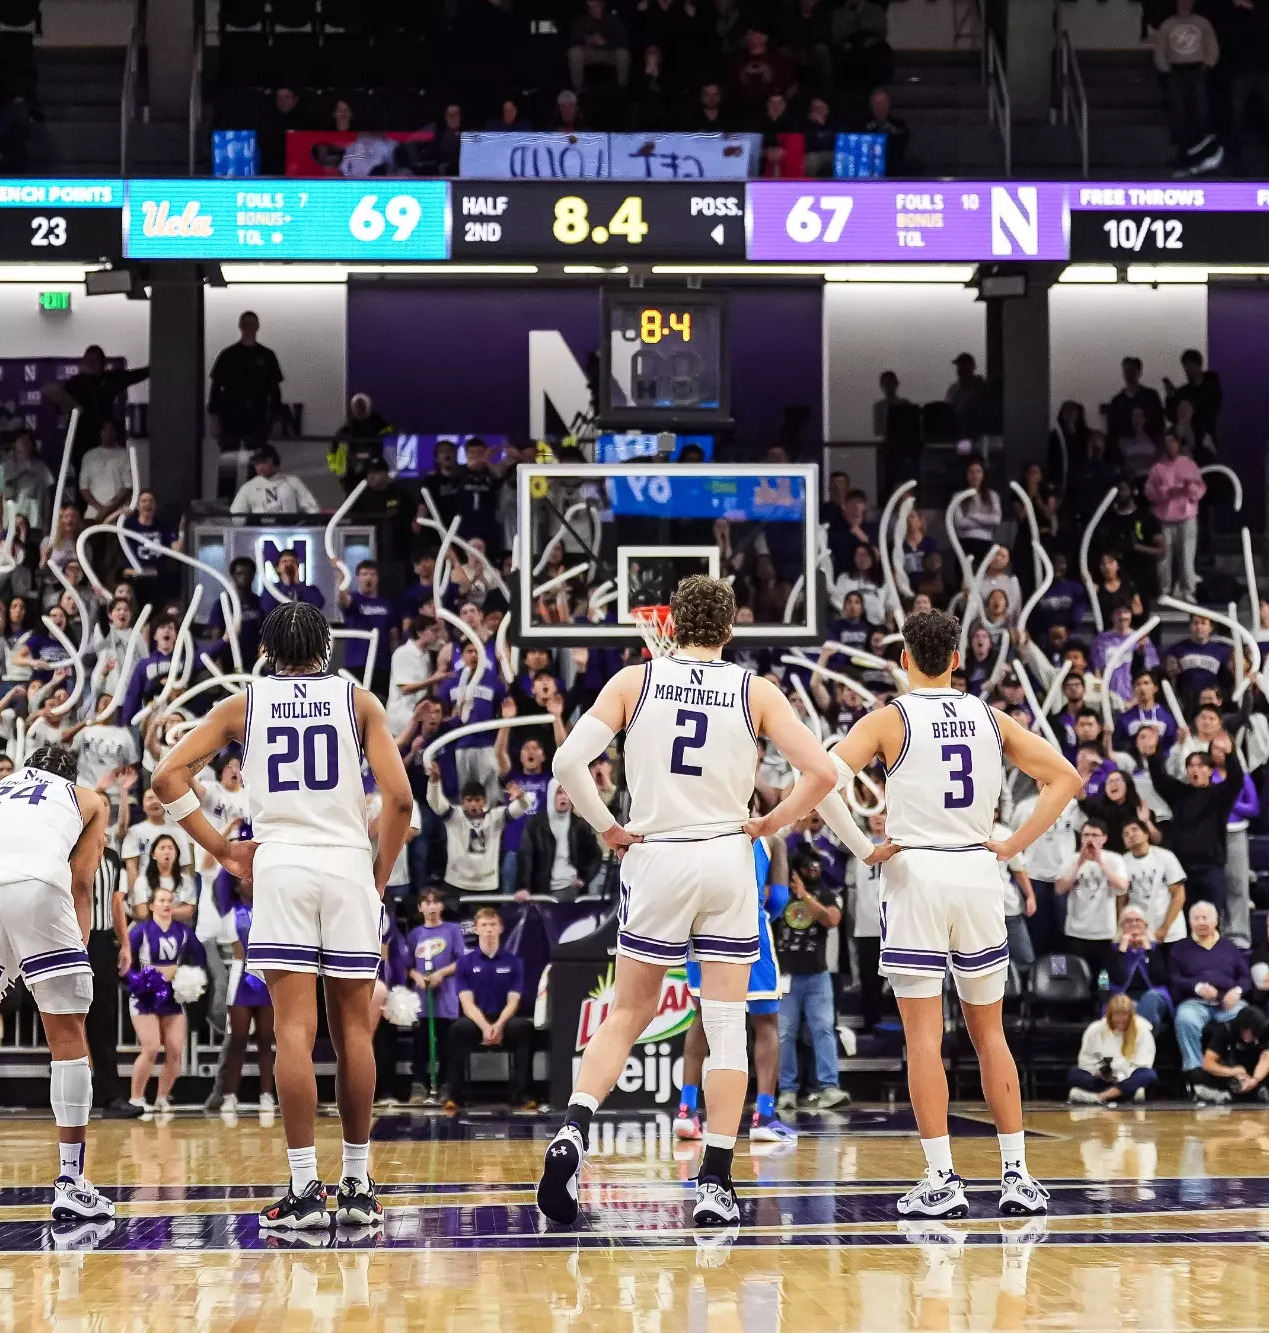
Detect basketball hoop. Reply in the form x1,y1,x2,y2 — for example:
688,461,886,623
631,604,675,659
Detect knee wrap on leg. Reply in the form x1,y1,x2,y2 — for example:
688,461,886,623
700,999,748,1072
50,1056,92,1128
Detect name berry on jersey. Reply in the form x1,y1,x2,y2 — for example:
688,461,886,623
930,717,978,739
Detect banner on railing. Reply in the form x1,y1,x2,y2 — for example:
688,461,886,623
284,129,436,178
458,131,760,180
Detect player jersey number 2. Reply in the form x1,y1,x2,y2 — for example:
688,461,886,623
669,709,708,776
941,743,974,809
266,724,339,793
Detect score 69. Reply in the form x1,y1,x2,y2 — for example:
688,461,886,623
348,194,424,242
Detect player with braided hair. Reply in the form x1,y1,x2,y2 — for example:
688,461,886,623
153,602,413,1231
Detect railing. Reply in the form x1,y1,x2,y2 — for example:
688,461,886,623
120,0,148,177
1059,28,1090,179
189,0,206,176
985,29,1012,178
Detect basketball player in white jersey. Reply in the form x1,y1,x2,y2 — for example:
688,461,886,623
536,575,844,1230
820,610,1081,1218
153,602,413,1230
0,745,112,1223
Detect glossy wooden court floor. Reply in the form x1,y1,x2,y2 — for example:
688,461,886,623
3,1104,1269,1331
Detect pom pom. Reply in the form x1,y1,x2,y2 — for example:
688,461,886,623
383,984,422,1028
130,966,173,1015
172,965,208,1005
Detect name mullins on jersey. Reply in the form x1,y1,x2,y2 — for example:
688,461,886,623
269,700,333,719
651,683,737,708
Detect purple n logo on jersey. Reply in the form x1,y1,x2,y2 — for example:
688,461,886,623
294,683,307,698
691,669,703,685
942,702,957,718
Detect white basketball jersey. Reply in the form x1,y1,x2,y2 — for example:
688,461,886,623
241,674,370,852
0,765,84,891
624,654,756,840
885,689,1003,848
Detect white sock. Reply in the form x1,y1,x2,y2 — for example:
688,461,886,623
341,1140,370,1188
703,1132,737,1150
920,1135,954,1179
287,1146,319,1194
58,1141,85,1183
998,1130,1027,1176
568,1092,599,1112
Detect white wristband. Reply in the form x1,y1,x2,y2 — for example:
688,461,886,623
161,790,201,822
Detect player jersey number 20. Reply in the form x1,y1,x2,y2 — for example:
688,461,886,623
266,724,339,792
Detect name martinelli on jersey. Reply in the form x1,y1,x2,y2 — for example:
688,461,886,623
270,700,333,719
652,683,738,707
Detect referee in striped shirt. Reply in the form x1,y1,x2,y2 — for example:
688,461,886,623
86,848,143,1117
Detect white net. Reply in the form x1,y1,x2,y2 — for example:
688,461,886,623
631,605,675,658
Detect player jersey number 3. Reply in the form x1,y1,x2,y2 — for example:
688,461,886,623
941,743,974,809
266,724,339,792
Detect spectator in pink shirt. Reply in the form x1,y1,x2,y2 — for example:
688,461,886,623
1144,431,1206,600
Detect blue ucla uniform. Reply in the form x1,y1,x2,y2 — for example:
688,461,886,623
685,838,781,1014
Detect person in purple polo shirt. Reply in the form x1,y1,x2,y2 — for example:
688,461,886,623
447,907,535,1112
1169,900,1252,1088
335,558,396,699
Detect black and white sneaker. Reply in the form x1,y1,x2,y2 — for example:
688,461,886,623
693,1176,740,1227
335,1176,382,1227
52,1177,115,1222
896,1172,969,1219
537,1124,587,1225
258,1179,330,1230
998,1169,1049,1216
50,1218,116,1250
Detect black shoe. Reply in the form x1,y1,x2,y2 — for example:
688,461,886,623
258,1179,330,1230
102,1099,145,1120
335,1176,382,1227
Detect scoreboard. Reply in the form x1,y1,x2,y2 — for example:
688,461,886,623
0,177,1267,265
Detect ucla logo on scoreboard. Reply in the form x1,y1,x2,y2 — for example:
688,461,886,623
139,199,214,239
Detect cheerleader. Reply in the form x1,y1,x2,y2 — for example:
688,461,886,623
127,882,206,1111
220,873,275,1114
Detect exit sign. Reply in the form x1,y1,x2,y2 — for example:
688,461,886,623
39,291,71,312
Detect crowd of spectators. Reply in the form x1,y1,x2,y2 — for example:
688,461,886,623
0,323,1265,1111
219,0,911,177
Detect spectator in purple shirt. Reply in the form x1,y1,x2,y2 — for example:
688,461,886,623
258,548,325,617
448,908,534,1111
335,558,395,698
1166,614,1232,706
494,731,552,895
1030,551,1088,637
207,557,263,666
120,615,178,723
1114,668,1179,753
1091,602,1159,707
398,550,436,635
405,889,467,1105
1169,900,1251,1083
440,639,504,801
786,809,847,894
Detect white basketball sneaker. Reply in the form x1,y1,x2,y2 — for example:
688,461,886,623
693,1177,740,1227
896,1171,969,1219
998,1169,1049,1216
52,1177,115,1222
536,1124,587,1225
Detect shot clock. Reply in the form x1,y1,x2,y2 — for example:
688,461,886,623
598,291,731,429
450,182,746,260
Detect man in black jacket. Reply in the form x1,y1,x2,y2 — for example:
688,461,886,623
517,781,601,900
1148,747,1242,920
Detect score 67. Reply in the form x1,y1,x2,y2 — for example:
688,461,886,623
783,194,855,244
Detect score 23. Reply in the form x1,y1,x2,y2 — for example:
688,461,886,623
553,195,648,245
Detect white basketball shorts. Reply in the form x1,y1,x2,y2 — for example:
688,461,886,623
878,847,1008,1000
246,843,382,980
0,877,92,1013
617,833,759,967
